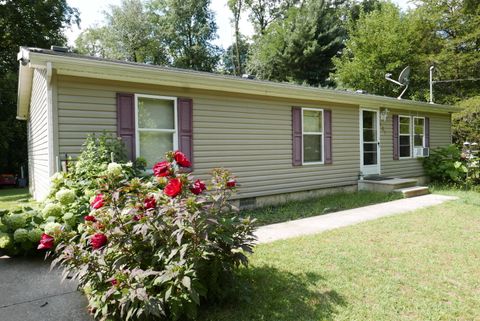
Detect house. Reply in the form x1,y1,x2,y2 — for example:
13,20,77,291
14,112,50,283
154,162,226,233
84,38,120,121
16,47,460,204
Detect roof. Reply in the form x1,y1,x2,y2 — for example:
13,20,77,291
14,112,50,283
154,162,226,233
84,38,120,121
16,46,461,119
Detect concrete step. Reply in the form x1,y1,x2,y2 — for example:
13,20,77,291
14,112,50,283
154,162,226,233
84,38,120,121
394,186,430,198
358,178,418,192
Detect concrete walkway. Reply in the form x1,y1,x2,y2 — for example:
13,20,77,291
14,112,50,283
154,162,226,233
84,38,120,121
0,256,92,321
255,194,458,244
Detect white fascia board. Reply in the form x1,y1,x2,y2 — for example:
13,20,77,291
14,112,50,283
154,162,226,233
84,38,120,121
27,51,462,114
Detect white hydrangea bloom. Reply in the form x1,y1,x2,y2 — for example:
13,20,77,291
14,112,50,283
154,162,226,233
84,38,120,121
55,189,76,205
44,222,62,236
42,203,63,219
106,162,123,176
13,228,29,243
50,172,66,185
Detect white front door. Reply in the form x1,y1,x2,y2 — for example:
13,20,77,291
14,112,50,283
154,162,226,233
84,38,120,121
360,109,381,176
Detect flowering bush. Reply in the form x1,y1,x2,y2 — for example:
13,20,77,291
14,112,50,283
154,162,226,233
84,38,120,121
0,207,44,256
0,133,142,256
50,151,256,320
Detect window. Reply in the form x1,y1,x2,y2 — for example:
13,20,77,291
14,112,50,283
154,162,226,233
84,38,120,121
302,108,323,163
136,94,177,168
413,117,425,148
399,116,411,158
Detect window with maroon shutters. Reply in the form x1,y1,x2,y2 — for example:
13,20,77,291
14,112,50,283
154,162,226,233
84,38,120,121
117,93,193,168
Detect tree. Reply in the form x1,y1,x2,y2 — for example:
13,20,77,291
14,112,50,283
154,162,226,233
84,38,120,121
221,36,250,75
228,0,245,75
332,2,417,96
75,0,167,64
149,0,220,71
410,0,480,103
245,0,299,35
0,0,79,173
247,0,347,86
333,0,480,103
452,96,480,144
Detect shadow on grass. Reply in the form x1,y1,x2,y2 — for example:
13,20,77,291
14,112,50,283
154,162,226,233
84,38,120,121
0,188,30,202
199,266,346,321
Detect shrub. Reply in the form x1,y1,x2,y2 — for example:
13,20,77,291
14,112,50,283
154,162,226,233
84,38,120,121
42,133,143,237
49,151,256,321
423,144,480,186
0,133,141,256
423,145,464,183
0,207,44,256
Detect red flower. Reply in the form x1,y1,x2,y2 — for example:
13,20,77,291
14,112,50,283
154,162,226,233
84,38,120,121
37,233,54,250
143,196,157,209
90,233,107,250
84,215,96,222
164,178,183,197
174,151,191,167
153,161,171,177
226,179,237,188
132,214,144,221
190,179,206,195
91,194,105,209
111,279,118,286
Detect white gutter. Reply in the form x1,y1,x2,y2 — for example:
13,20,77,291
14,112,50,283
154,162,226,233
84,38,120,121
16,48,33,120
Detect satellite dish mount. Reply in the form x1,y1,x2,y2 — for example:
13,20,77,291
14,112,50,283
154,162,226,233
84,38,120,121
385,66,410,99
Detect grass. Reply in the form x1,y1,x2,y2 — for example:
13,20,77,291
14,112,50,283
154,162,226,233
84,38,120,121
0,188,36,211
242,191,403,226
200,187,480,321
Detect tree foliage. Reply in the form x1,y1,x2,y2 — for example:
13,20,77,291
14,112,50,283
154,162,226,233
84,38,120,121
411,0,480,103
248,0,347,86
332,2,416,95
221,36,250,75
75,0,167,64
149,0,220,71
245,0,299,35
0,0,79,173
452,96,480,144
228,0,245,75
333,0,480,103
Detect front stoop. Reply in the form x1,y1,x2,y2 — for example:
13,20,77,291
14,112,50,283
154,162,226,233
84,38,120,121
394,186,430,198
358,178,418,192
358,177,430,198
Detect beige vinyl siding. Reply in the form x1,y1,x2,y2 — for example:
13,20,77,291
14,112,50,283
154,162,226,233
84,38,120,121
28,68,50,200
56,76,360,198
380,110,451,177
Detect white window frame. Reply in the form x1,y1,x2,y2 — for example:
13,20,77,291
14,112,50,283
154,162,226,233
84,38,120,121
134,94,178,164
301,107,324,165
413,116,425,148
399,115,412,159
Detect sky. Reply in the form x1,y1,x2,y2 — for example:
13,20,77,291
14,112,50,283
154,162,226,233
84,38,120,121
65,0,413,49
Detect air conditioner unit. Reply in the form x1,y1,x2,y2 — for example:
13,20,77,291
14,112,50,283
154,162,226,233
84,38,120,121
414,147,429,158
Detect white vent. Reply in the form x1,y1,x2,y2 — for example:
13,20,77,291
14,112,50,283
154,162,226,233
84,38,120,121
414,147,429,158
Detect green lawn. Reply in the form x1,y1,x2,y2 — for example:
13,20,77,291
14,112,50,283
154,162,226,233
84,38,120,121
0,188,36,211
242,191,402,226
200,189,480,321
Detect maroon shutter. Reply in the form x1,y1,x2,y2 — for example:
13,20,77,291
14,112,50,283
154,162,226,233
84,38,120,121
178,98,193,167
392,114,399,160
116,93,135,161
324,109,332,164
292,107,302,166
425,117,430,148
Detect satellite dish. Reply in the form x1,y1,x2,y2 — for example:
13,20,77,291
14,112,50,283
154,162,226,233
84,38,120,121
385,66,410,99
398,66,410,85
